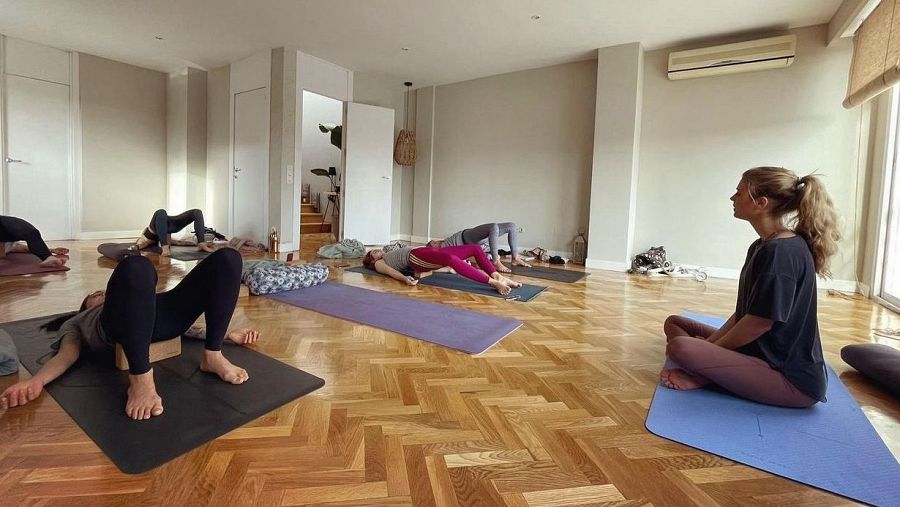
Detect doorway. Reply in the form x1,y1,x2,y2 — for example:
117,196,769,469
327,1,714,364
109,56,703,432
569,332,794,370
300,90,343,240
232,87,268,244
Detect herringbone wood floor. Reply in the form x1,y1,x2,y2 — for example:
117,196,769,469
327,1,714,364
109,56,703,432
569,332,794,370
1,235,898,506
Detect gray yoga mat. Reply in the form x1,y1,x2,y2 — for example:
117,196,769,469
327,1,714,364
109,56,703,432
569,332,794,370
265,282,522,354
346,266,546,302
1,314,324,475
505,264,588,283
97,242,211,262
0,253,69,276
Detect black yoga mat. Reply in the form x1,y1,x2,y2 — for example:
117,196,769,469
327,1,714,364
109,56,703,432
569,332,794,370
504,264,588,283
1,315,324,474
346,266,546,302
97,242,211,262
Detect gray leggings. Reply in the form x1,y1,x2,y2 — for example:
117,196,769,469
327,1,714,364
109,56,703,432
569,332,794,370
663,315,817,408
461,222,518,261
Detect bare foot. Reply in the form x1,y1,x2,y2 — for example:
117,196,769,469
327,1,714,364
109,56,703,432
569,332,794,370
493,260,512,273
489,278,512,296
511,257,531,268
160,245,172,257
126,370,164,420
226,328,260,345
198,242,216,253
659,368,710,390
50,247,69,256
491,272,522,288
39,256,66,268
200,350,249,384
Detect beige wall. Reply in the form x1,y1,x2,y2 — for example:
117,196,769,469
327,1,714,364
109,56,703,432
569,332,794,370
637,25,863,282
206,65,230,231
79,53,167,233
430,61,596,253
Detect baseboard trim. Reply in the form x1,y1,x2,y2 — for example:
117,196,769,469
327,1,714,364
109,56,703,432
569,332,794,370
390,234,412,242
410,235,431,244
77,230,142,240
586,259,629,271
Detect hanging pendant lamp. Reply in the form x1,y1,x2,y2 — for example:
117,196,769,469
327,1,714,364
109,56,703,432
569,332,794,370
394,81,417,166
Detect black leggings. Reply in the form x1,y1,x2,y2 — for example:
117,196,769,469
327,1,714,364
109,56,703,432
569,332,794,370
146,209,206,246
0,215,52,260
99,248,241,374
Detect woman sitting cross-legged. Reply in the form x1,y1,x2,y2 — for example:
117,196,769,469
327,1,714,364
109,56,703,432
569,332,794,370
659,166,840,408
131,208,216,257
0,248,260,420
362,244,522,295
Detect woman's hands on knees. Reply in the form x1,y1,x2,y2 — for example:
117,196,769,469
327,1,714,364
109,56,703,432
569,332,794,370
0,377,44,409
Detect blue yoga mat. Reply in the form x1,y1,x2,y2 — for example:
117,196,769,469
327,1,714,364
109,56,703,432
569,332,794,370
265,282,522,354
646,313,900,506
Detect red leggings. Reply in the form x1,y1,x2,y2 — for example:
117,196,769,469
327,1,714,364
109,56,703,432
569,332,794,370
664,315,816,408
408,245,496,284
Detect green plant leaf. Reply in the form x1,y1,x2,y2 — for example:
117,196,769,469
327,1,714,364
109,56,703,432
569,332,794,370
318,124,329,133
310,168,329,176
330,125,342,150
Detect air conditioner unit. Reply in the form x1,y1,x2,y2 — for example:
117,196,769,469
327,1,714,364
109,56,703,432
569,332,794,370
667,35,796,80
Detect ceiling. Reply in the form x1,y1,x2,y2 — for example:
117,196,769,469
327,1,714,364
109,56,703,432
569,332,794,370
0,0,843,87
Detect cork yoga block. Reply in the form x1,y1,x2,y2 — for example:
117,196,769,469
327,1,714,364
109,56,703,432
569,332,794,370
115,337,182,371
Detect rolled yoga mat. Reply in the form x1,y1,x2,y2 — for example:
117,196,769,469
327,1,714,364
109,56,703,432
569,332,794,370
504,264,588,283
346,265,546,302
265,282,522,354
1,314,325,475
645,313,900,506
97,242,211,262
0,253,69,276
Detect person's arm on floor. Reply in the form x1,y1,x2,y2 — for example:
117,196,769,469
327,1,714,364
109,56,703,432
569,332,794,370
0,334,81,409
711,314,773,350
374,260,418,286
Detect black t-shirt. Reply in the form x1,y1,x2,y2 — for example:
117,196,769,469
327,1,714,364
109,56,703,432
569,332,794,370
734,235,827,401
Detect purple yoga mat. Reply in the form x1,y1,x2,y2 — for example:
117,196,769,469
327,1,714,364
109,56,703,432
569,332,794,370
265,282,522,354
0,253,69,276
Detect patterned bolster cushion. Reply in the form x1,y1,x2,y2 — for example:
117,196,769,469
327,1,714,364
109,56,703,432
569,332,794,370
244,263,329,295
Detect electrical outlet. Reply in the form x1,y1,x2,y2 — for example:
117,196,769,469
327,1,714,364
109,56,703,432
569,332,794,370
286,165,294,185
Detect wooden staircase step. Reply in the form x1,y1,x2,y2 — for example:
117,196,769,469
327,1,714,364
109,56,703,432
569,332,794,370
301,222,331,234
301,212,324,224
301,203,316,213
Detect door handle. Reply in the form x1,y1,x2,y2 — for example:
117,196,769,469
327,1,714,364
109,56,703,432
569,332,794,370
5,157,23,163
234,167,242,172
381,176,390,180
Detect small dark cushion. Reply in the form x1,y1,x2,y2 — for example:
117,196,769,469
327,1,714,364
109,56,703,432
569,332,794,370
841,343,900,399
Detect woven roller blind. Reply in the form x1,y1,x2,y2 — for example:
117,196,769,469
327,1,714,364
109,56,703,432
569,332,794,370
845,0,900,108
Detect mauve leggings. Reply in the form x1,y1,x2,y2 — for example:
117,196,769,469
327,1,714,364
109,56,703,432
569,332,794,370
408,245,497,284
0,215,52,260
100,248,241,374
663,315,816,408
461,222,518,261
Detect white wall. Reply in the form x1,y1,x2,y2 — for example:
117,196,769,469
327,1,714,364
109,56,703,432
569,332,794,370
79,53,167,234
429,60,597,254
206,65,230,232
166,69,187,211
300,90,342,216
637,25,863,283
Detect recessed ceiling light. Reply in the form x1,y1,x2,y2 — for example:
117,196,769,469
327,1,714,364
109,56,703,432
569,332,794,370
531,15,541,20
155,36,164,40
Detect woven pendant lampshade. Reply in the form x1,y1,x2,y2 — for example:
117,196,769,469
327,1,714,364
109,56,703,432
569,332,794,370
394,81,417,166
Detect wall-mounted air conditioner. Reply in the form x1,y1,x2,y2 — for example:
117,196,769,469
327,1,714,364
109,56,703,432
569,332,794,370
667,34,796,80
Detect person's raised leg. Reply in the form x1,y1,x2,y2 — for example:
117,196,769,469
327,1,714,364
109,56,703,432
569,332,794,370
663,315,718,342
100,255,162,419
501,222,530,267
663,335,817,407
1,216,59,265
418,245,514,294
153,248,247,383
150,209,172,256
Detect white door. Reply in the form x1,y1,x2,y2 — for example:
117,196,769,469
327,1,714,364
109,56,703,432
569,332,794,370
232,87,268,244
4,73,72,240
342,102,394,245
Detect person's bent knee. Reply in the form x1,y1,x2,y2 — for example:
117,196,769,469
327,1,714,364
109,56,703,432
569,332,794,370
665,335,698,364
207,246,241,272
115,255,157,287
663,315,683,339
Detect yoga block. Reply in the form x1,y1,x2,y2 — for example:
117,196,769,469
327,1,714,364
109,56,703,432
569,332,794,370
115,337,181,371
239,284,249,298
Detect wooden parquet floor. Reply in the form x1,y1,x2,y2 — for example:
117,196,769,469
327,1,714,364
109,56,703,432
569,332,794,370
1,235,898,506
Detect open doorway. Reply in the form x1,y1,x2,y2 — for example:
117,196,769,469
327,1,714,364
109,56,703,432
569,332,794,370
300,90,343,241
